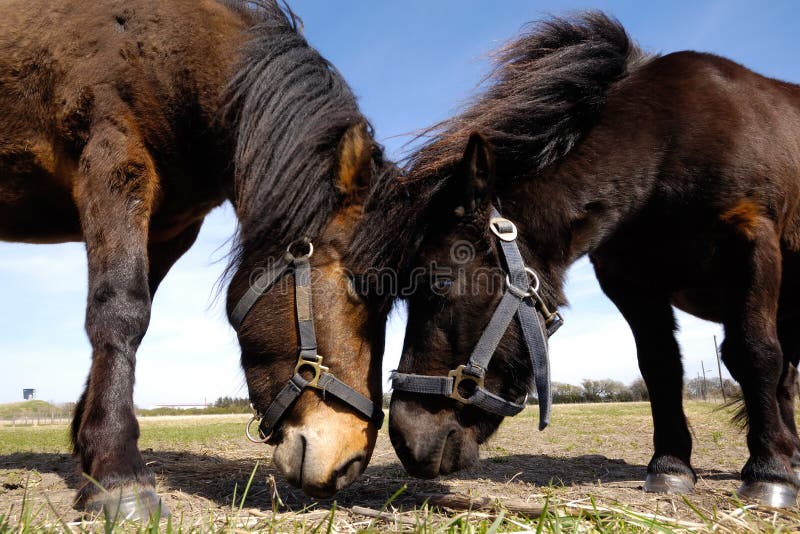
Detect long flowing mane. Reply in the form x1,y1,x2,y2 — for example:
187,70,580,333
221,1,369,267
347,12,648,280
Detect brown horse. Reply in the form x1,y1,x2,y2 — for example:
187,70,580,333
0,0,393,517
347,13,800,506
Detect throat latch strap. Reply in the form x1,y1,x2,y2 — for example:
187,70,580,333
230,253,293,330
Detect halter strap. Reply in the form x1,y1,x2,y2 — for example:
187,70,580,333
232,242,384,443
230,253,293,330
391,206,563,430
293,256,318,360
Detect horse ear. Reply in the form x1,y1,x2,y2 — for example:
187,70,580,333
337,121,372,202
455,132,496,216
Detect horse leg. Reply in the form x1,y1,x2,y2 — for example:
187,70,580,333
777,362,800,473
720,229,799,506
69,118,163,519
776,252,800,474
776,318,800,473
594,261,695,493
70,220,203,517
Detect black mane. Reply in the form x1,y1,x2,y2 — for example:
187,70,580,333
347,12,647,281
222,0,369,268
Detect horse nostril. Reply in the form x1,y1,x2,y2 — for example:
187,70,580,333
298,433,307,482
389,418,449,479
271,430,307,489
440,424,478,474
333,453,366,490
439,427,463,474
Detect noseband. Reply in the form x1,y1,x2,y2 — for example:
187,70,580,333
390,207,563,430
230,239,384,443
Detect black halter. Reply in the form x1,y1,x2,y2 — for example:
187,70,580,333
390,207,563,430
230,239,384,443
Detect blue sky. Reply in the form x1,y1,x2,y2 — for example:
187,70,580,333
1,1,798,406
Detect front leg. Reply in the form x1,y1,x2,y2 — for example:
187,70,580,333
70,117,164,519
593,260,696,494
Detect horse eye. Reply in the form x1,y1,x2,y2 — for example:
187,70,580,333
432,277,454,294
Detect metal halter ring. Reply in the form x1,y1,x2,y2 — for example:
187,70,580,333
448,365,485,404
295,355,328,389
245,414,271,444
489,217,518,242
287,238,313,258
505,267,540,298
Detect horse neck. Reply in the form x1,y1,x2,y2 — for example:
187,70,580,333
498,166,626,305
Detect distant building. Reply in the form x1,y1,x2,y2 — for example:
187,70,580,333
23,388,36,400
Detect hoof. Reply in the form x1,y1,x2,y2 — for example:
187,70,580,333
85,487,169,521
643,473,695,494
737,481,798,508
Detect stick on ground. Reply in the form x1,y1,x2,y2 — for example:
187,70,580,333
350,505,417,526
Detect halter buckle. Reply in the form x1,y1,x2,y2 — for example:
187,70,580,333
490,217,518,242
545,310,564,334
448,365,485,403
295,355,328,389
529,286,562,331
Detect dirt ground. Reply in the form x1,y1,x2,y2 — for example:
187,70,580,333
0,403,797,530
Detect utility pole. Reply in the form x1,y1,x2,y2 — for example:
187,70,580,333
714,335,726,402
701,360,708,401
696,371,705,401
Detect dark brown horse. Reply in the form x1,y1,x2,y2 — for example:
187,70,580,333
348,13,800,506
0,0,393,517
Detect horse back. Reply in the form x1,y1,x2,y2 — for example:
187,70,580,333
582,50,800,254
0,0,248,243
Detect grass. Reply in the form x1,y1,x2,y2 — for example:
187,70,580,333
0,426,70,455
3,478,800,533
0,401,65,419
3,404,800,532
0,416,249,455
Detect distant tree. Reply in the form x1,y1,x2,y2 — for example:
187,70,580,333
683,377,740,400
721,378,741,398
581,379,602,402
629,377,649,401
213,396,250,409
684,377,706,399
552,382,584,404
614,386,634,402
581,379,628,402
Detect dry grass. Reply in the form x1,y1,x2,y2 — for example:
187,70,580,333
2,402,799,532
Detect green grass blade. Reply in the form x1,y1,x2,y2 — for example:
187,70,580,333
485,510,506,534
238,461,260,514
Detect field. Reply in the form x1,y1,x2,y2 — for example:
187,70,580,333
1,402,799,532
